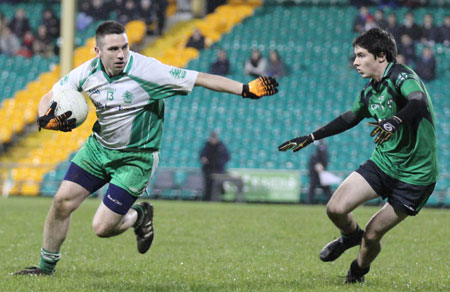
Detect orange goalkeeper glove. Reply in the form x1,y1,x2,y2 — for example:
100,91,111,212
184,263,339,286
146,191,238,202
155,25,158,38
242,76,279,99
37,101,76,132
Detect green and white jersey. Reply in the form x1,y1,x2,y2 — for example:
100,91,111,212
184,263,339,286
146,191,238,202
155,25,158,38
52,51,198,151
351,62,438,185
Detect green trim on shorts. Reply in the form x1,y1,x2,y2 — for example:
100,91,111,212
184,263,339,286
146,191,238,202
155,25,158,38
71,136,159,197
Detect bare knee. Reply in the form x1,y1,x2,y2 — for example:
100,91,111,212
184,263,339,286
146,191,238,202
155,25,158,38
92,219,115,238
53,194,78,218
326,202,348,219
363,228,383,244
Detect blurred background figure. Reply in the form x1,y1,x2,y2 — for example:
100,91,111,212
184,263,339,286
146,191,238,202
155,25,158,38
199,131,230,201
267,49,287,78
41,8,60,41
154,0,168,35
17,30,34,57
0,26,20,56
397,34,416,66
244,48,267,77
90,0,110,21
353,6,370,33
33,25,54,57
386,12,401,42
415,47,436,82
421,13,439,45
399,11,422,42
439,14,450,45
8,8,30,39
374,9,388,30
76,0,94,31
138,0,158,35
186,28,205,50
210,49,230,76
118,0,140,25
306,140,332,205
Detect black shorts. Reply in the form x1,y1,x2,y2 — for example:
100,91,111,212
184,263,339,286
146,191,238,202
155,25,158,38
356,160,436,216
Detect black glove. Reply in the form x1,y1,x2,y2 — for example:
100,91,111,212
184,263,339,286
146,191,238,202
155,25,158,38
278,134,313,152
37,101,76,132
242,76,279,99
368,116,402,145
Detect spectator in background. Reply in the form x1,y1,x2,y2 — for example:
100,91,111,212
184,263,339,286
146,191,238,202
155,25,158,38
386,12,401,42
118,0,141,25
415,47,436,82
374,9,388,31
139,0,158,35
439,14,450,45
33,25,54,58
77,0,94,31
0,26,20,56
353,6,371,33
17,30,34,58
364,15,377,32
306,140,332,205
245,49,267,77
267,49,287,78
8,8,31,38
421,13,440,45
109,0,125,19
210,49,230,76
41,8,60,41
186,28,205,50
397,34,416,65
89,0,110,21
154,0,168,35
399,11,421,42
199,131,230,201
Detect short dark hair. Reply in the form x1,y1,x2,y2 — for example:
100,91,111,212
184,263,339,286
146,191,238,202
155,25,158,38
353,28,397,63
96,21,126,46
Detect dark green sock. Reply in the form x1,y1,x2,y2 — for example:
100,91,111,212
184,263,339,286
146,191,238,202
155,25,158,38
131,204,145,228
39,248,61,274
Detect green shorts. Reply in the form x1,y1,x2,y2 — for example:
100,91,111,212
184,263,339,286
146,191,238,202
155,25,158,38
72,136,159,197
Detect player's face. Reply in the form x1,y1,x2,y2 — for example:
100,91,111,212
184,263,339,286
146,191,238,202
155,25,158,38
95,33,129,76
353,45,385,81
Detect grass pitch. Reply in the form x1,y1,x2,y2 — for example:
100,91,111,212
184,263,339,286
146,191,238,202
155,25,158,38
0,197,449,292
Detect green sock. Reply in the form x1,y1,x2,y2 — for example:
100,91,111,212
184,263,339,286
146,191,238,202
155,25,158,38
131,204,145,228
39,248,61,274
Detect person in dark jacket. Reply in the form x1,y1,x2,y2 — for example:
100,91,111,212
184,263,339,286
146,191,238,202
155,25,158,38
415,47,436,82
210,49,230,76
199,131,230,201
306,140,332,204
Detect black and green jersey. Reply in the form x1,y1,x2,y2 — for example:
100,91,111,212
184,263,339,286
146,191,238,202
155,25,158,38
351,62,438,185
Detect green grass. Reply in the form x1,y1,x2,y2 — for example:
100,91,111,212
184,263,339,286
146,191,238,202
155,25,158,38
0,197,449,292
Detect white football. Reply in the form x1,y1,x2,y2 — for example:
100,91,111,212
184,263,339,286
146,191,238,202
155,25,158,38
50,89,89,128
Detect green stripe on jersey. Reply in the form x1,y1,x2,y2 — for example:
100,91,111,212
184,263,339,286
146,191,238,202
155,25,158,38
126,74,188,150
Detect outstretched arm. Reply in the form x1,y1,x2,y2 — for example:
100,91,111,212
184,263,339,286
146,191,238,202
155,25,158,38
195,72,278,99
278,110,362,152
195,72,243,94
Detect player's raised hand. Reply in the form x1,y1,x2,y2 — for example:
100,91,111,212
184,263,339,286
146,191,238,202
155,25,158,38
278,135,313,152
37,101,76,132
242,76,279,99
368,116,402,145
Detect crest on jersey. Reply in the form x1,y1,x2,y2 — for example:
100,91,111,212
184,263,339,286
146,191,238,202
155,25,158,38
123,91,134,104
